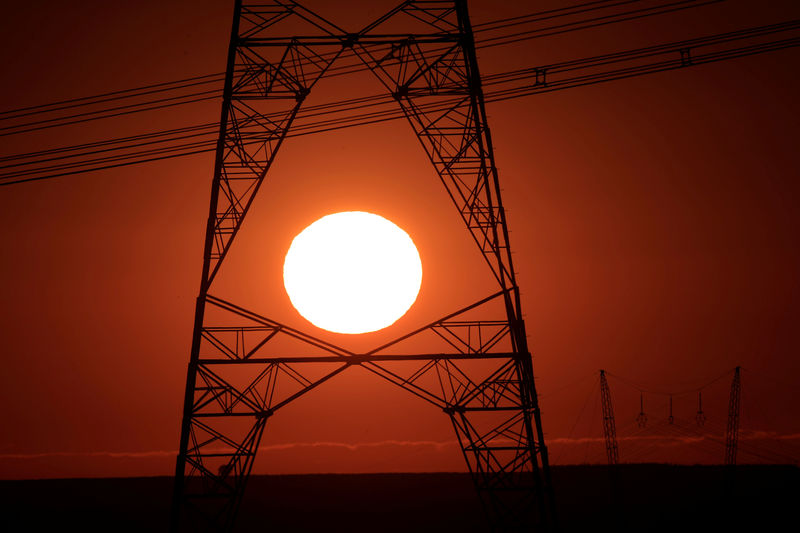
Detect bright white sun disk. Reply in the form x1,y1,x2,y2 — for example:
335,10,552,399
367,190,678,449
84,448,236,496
283,211,422,334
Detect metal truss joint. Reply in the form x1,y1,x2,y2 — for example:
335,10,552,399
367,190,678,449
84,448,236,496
392,85,409,101
256,408,274,420
443,404,466,415
295,87,311,102
342,33,359,48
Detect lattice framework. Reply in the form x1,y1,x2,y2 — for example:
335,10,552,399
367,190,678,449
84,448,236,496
172,2,555,531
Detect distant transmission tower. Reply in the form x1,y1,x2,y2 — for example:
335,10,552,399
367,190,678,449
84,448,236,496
636,392,647,428
599,370,619,465
696,391,706,426
725,366,742,465
170,1,555,531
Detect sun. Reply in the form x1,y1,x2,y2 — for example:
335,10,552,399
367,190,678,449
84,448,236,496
283,211,423,334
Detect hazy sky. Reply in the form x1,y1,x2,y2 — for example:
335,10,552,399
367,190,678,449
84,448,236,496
1,0,798,479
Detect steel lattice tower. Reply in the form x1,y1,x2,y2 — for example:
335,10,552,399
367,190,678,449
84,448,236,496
599,370,619,465
725,366,741,465
171,1,555,531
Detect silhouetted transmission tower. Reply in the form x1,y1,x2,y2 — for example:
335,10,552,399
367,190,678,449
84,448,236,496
725,366,742,465
171,1,555,531
599,370,619,465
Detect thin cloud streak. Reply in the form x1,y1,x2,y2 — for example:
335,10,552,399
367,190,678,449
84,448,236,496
2,432,797,461
0,439,460,460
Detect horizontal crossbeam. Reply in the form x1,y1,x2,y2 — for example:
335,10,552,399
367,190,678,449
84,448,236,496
197,352,517,364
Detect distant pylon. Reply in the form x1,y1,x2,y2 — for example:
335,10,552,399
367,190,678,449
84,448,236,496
636,392,647,428
696,391,706,426
668,394,674,425
599,370,619,465
725,367,742,465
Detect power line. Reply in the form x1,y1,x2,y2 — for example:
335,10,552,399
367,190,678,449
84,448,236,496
0,91,220,138
478,0,724,49
0,71,226,119
1,17,797,186
0,0,714,129
605,368,735,396
471,0,644,31
0,122,219,164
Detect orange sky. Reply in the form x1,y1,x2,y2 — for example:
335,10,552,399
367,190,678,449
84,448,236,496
1,0,799,479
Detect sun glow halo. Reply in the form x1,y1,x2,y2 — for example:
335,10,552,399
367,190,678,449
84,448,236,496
283,211,423,334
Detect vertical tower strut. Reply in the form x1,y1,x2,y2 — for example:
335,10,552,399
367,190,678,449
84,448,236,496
171,1,555,531
725,366,741,465
599,370,619,465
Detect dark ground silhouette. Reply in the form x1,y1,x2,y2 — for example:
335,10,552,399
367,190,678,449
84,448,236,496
1,464,797,532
